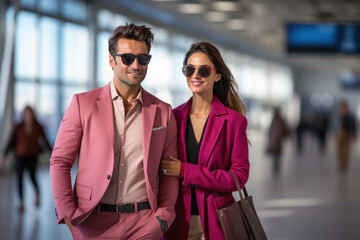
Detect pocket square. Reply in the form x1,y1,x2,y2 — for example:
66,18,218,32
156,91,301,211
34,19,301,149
152,126,164,131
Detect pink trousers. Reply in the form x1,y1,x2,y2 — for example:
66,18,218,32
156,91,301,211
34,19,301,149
71,208,163,240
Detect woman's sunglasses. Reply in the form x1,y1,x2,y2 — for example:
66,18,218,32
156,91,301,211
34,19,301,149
112,53,152,66
182,65,217,78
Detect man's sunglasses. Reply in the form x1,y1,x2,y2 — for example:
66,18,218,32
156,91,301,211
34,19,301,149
112,53,152,66
182,65,217,78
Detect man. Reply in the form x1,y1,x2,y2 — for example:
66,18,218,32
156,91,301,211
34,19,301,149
50,23,179,240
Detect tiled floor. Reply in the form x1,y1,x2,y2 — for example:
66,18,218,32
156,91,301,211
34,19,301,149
0,130,359,240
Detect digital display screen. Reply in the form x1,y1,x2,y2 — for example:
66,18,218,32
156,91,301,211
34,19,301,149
286,23,360,54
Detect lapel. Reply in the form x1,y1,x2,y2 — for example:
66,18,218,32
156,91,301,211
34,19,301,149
141,89,157,173
96,83,115,149
177,98,192,163
199,96,227,166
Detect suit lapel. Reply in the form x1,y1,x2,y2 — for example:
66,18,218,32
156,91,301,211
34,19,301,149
96,83,115,149
142,89,157,172
199,96,227,167
177,98,192,163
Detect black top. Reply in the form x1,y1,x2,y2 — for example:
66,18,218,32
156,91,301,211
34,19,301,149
185,115,208,215
340,114,357,137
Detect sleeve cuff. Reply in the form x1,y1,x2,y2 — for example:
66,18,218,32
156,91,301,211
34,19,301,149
180,162,185,178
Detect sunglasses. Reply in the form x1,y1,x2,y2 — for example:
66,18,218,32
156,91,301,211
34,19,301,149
112,53,152,66
182,65,217,78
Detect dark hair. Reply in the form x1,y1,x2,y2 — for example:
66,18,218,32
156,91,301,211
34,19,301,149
22,105,38,124
183,42,246,116
108,23,154,54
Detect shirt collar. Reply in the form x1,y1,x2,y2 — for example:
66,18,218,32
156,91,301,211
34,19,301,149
110,81,143,104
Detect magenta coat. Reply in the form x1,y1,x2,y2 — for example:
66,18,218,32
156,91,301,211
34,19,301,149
164,96,250,240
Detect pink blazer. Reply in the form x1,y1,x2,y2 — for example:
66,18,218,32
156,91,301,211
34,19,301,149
50,83,179,227
164,96,249,240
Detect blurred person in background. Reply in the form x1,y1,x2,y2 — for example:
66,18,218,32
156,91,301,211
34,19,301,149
266,107,290,174
50,23,178,240
161,42,249,240
296,111,329,153
335,100,357,172
1,105,52,212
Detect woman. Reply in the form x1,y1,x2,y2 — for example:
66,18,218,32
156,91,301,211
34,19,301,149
1,106,52,212
161,42,249,240
266,107,289,174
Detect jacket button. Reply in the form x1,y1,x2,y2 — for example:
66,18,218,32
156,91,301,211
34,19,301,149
107,175,110,180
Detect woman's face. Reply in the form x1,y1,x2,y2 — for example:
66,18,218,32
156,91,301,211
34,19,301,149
185,52,221,97
23,108,33,124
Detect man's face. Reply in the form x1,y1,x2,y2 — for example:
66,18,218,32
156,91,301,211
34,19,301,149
109,38,149,89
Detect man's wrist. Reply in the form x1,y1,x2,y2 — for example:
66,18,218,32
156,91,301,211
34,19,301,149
156,216,168,232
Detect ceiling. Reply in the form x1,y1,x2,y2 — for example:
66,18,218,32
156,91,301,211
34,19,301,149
107,0,360,69
8,0,360,70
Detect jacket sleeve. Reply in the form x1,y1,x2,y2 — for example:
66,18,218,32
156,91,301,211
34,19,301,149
154,105,179,227
39,124,53,151
3,125,17,156
182,117,249,192
50,95,83,224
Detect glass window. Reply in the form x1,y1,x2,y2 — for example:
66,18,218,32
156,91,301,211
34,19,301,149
96,31,113,86
173,49,187,89
62,86,87,113
61,23,89,84
145,44,171,89
268,67,293,101
98,10,129,30
38,84,58,144
15,11,37,79
39,0,59,14
172,34,194,50
39,17,59,82
61,0,87,22
152,26,168,44
171,49,190,107
20,0,36,8
14,82,36,122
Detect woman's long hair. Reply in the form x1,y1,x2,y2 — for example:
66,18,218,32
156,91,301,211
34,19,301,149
22,106,38,126
183,42,246,116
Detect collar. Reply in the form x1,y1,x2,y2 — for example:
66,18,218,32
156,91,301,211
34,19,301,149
110,81,143,104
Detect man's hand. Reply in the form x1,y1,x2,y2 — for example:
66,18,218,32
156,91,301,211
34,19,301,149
64,217,73,231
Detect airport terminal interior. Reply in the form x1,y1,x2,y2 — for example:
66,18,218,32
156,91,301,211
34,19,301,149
0,0,359,239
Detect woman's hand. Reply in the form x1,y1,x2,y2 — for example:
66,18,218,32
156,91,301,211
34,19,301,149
160,155,181,177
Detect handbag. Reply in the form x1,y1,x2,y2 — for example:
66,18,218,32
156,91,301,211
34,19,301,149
216,172,267,240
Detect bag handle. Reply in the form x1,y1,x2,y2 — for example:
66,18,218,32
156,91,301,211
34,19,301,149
228,171,248,200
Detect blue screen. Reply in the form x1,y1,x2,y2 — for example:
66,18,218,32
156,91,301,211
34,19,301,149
286,22,360,54
288,24,337,47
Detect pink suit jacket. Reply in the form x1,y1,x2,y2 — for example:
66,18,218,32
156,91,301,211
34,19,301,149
50,83,179,227
164,96,249,240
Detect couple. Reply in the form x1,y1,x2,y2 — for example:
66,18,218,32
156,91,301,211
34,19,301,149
50,23,249,240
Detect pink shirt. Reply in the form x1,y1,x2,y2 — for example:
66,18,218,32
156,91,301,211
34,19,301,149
100,81,148,204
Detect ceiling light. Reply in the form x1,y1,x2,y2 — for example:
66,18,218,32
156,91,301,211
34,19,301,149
213,2,238,12
178,4,205,14
205,11,228,22
226,19,245,30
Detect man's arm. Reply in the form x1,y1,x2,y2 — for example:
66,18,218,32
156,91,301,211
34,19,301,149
50,95,83,224
154,105,179,228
